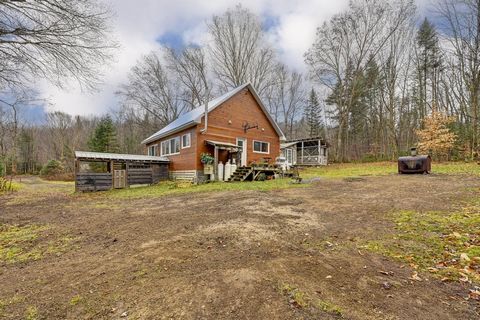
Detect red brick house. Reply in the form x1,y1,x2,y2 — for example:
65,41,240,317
142,83,285,182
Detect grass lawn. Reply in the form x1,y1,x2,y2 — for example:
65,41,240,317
301,161,480,179
363,195,480,284
0,178,21,194
0,224,76,264
74,161,480,200
96,177,307,200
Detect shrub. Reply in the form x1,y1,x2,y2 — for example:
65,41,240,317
257,173,266,181
0,177,18,192
40,160,64,177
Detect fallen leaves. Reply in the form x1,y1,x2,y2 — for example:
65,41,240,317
468,288,480,301
409,271,422,282
460,253,471,263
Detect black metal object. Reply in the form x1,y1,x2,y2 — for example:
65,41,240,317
241,121,258,133
398,155,432,174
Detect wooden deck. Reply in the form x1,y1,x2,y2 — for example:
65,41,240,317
227,166,281,182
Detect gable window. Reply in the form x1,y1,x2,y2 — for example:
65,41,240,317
253,140,269,154
148,145,156,156
181,133,191,149
160,137,180,156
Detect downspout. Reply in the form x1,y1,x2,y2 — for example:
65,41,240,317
200,100,208,134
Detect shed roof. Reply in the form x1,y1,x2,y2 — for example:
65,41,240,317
142,83,285,144
75,151,169,163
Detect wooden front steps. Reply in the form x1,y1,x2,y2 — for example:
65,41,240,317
228,166,253,182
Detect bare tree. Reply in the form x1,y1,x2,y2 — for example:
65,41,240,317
437,0,480,159
377,5,416,158
0,0,116,90
207,5,276,96
117,52,187,128
0,89,38,174
165,46,214,132
306,0,416,161
46,111,73,161
264,64,306,138
165,47,212,107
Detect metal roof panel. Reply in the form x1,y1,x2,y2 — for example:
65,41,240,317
75,151,169,162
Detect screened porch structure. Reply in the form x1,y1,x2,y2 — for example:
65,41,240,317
280,137,328,167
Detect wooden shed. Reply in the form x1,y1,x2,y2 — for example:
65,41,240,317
74,151,169,192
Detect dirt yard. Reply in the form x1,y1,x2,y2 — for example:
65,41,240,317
1,172,479,319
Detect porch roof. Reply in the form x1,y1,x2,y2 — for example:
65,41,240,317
280,141,297,149
205,140,239,151
284,136,328,146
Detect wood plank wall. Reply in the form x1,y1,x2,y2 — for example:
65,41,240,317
75,172,112,191
75,162,169,192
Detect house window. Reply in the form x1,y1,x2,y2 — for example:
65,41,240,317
160,137,180,156
148,145,156,156
253,140,269,154
181,133,191,149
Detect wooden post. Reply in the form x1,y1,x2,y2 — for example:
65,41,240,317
318,139,321,165
74,159,78,192
125,162,129,188
110,160,114,190
301,141,304,164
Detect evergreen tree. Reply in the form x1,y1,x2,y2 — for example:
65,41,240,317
415,18,442,114
304,88,322,137
88,116,119,153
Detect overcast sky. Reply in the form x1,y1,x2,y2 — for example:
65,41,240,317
35,0,433,118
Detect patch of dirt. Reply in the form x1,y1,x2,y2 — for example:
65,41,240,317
0,175,479,319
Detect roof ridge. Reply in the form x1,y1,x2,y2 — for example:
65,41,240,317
141,83,250,144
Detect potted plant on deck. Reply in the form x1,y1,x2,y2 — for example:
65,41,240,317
201,153,215,174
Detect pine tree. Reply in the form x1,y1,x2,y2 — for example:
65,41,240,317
88,116,119,153
304,88,322,137
415,18,442,115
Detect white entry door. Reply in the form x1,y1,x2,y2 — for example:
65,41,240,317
236,138,247,166
286,149,293,166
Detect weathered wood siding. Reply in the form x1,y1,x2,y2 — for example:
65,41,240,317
152,163,169,183
75,172,112,191
127,164,168,185
76,163,168,191
128,168,152,185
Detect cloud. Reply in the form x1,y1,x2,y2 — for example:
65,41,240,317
37,0,425,117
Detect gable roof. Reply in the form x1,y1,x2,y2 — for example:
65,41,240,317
141,83,285,144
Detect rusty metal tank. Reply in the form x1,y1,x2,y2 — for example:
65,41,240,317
398,148,432,174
